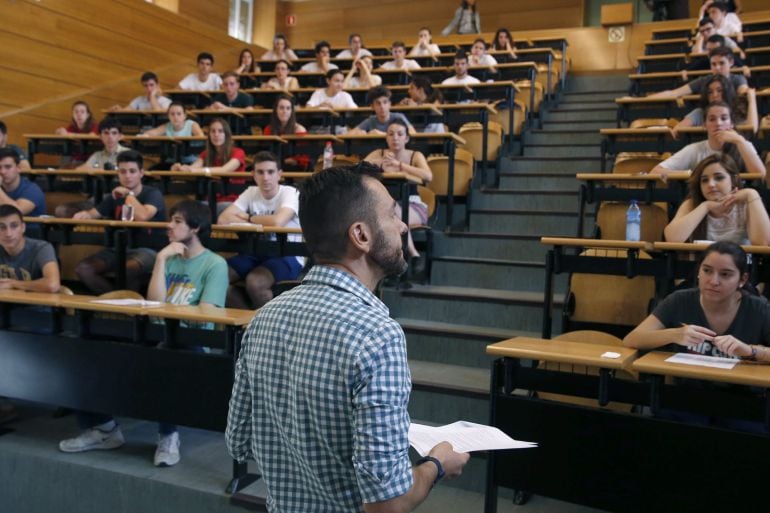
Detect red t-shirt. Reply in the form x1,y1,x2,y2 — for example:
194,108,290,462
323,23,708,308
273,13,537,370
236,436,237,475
263,125,311,170
199,147,246,202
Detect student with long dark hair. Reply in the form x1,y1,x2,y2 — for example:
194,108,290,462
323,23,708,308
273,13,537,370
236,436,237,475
442,0,481,35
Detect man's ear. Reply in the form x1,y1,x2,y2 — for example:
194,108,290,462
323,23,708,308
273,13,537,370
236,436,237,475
347,220,372,253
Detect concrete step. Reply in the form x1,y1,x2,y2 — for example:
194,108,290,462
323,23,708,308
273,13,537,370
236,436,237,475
399,317,529,368
506,157,602,173
430,256,569,293
497,172,581,190
524,129,604,145
559,91,625,103
522,144,600,158
472,188,579,210
554,101,616,111
383,285,563,333
432,231,551,261
542,108,617,122
468,208,586,235
565,74,631,93
542,120,615,131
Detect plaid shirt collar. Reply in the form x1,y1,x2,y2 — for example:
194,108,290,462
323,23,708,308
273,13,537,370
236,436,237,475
302,264,389,316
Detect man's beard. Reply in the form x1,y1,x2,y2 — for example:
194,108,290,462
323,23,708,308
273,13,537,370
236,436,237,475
371,225,408,278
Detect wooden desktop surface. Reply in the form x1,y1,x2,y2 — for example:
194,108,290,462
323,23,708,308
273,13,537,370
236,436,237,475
540,237,654,251
486,336,638,371
633,351,770,388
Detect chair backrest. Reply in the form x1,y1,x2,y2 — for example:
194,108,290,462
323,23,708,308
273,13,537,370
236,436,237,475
491,99,526,136
629,118,678,129
426,148,474,197
458,121,503,162
417,185,436,219
612,153,669,174
535,63,559,94
596,202,668,242
513,79,544,113
163,193,196,216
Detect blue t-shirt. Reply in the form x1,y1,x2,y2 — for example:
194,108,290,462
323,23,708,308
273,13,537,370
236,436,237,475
355,112,411,132
6,177,45,217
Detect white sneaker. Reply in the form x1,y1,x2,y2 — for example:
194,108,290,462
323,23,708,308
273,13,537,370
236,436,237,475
59,426,125,453
154,432,180,467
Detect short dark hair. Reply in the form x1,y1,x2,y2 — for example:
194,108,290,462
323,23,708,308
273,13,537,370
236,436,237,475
709,45,734,61
700,240,749,278
141,71,159,83
98,118,122,134
197,52,214,64
454,50,468,62
366,85,391,105
473,38,487,48
314,40,331,54
116,149,143,170
0,121,7,135
221,70,239,81
170,200,212,239
0,204,23,222
326,68,344,81
391,41,406,50
707,1,728,13
299,164,383,262
0,147,20,165
698,17,714,28
253,150,280,167
348,33,362,43
706,34,726,46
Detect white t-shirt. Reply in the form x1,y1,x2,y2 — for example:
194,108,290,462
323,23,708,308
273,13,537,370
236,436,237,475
658,139,758,170
379,59,421,70
716,14,742,37
233,185,304,264
128,95,172,110
260,49,299,61
178,73,222,91
300,62,339,73
336,49,373,59
409,44,441,57
470,54,498,67
305,88,358,109
347,74,383,88
441,74,481,85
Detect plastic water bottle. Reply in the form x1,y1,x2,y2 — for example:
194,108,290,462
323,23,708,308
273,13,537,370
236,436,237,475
626,200,641,242
322,141,334,170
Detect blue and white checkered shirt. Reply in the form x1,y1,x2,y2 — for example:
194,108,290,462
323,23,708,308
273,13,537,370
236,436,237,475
226,265,414,512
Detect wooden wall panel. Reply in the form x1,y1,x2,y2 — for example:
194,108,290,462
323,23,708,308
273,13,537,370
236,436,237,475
178,0,230,33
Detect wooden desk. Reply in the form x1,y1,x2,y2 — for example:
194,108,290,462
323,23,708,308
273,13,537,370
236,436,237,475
614,94,699,127
487,336,637,371
633,350,770,388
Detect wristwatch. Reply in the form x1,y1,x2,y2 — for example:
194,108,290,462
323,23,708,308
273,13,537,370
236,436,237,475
416,456,445,486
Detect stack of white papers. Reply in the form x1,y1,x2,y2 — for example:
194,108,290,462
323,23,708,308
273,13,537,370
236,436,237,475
665,352,738,370
409,421,537,456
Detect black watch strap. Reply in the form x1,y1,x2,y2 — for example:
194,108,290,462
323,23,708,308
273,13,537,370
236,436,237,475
416,455,445,486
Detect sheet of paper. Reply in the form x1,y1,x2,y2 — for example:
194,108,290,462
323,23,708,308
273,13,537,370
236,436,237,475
409,421,537,456
90,299,164,307
665,352,738,370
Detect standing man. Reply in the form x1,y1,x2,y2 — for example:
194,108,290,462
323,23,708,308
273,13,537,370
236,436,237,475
442,51,480,85
0,121,31,171
178,52,223,91
0,148,46,217
226,164,468,512
218,151,303,308
72,150,165,294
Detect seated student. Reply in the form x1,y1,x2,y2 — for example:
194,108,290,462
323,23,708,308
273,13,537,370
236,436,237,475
140,102,204,165
364,119,432,259
172,118,246,210
260,34,299,62
76,118,130,171
664,154,770,245
305,69,358,109
442,51,480,85
623,241,770,431
691,18,742,56
60,201,226,467
698,0,742,39
400,76,443,106
651,102,764,176
350,86,415,135
469,38,498,67
646,47,748,99
0,204,60,292
687,34,745,71
234,48,260,89
210,71,255,110
336,33,372,60
218,151,303,309
343,56,382,89
0,121,30,172
0,148,46,218
300,41,338,73
379,41,421,70
672,75,757,136
260,59,300,91
55,101,98,136
178,52,223,91
263,94,309,170
111,71,172,111
492,27,518,60
409,27,441,58
72,150,165,294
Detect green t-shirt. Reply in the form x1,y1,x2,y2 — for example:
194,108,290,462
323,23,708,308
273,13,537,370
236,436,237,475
164,249,228,329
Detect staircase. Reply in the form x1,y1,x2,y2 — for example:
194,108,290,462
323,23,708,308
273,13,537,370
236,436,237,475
382,72,631,495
